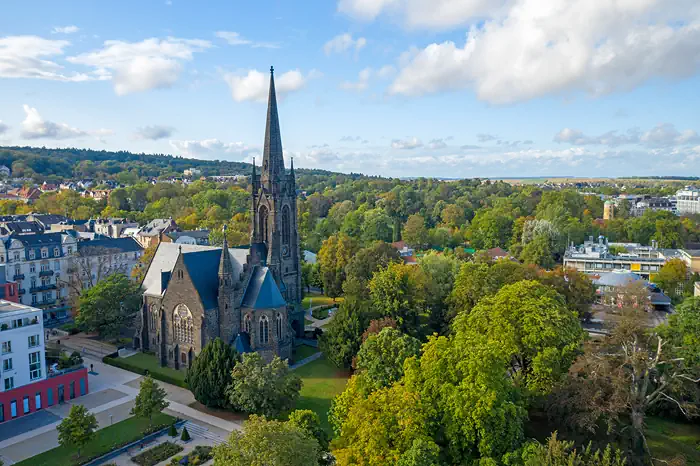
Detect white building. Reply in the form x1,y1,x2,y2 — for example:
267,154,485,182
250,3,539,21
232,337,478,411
0,301,46,393
184,168,202,177
0,166,10,177
676,186,700,215
93,218,139,238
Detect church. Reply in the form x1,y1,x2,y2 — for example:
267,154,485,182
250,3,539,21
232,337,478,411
134,67,304,368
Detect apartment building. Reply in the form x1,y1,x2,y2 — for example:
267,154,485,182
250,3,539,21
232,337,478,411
676,186,700,215
0,301,88,422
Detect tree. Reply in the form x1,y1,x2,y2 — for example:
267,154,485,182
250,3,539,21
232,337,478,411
469,207,514,249
402,214,428,249
354,327,421,392
440,204,466,228
287,409,329,454
317,233,359,299
369,262,429,337
181,426,191,441
520,234,556,269
344,241,400,285
226,353,301,418
132,243,157,282
361,208,394,243
56,404,98,458
75,273,142,340
130,375,169,424
518,432,627,466
213,415,320,466
417,252,459,333
654,258,689,302
186,338,238,408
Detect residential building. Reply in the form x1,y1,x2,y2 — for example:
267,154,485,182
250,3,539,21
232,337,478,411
676,186,700,215
161,230,210,246
391,240,418,265
135,218,179,249
183,168,202,177
0,165,10,177
0,300,88,422
40,182,58,193
69,237,143,292
92,218,139,239
0,221,43,236
630,197,676,216
25,214,71,231
82,189,110,201
135,69,302,368
679,249,700,275
7,187,41,203
592,270,671,311
695,281,700,297
0,266,19,303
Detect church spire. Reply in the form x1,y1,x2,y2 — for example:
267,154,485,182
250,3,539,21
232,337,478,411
261,66,284,186
219,224,232,281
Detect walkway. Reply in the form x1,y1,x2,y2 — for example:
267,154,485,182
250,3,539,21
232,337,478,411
305,304,337,329
289,351,323,370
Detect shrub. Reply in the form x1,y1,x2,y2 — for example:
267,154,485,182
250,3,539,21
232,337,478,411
102,357,188,389
168,424,178,437
132,441,183,466
180,426,191,441
189,445,213,465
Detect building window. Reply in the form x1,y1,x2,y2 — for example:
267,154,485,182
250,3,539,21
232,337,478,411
244,314,252,334
13,252,19,261
67,247,73,254
1,341,11,354
41,248,48,259
0,255,4,263
28,335,39,348
259,315,269,344
54,261,60,271
41,277,50,286
173,304,194,344
281,205,291,245
53,247,60,257
2,358,12,371
181,352,187,364
31,294,37,305
276,313,283,341
42,292,51,303
23,396,29,414
29,351,41,380
29,250,35,260
14,265,20,276
150,304,158,332
30,277,36,288
30,264,35,273
4,377,14,390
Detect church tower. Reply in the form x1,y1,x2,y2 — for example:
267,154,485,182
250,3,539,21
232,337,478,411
251,66,302,310
218,225,239,343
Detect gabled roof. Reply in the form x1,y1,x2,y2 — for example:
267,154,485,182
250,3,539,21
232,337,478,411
181,249,225,310
14,232,64,247
166,230,210,240
77,237,143,254
233,332,252,353
241,266,286,309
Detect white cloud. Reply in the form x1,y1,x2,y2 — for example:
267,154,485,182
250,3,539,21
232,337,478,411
135,125,175,140
554,124,699,148
427,138,448,150
391,137,423,150
0,35,90,81
20,104,87,140
52,26,79,34
67,37,211,95
323,33,367,55
386,0,700,103
215,31,280,49
169,138,259,160
0,121,8,135
223,68,316,102
641,123,700,147
477,133,497,142
340,67,373,91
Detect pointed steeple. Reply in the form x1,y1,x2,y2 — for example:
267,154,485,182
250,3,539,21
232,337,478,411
219,224,232,281
289,157,296,188
261,66,284,186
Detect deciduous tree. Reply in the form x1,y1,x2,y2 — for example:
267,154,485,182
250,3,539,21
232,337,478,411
56,404,98,458
75,273,142,340
354,327,421,392
130,375,169,424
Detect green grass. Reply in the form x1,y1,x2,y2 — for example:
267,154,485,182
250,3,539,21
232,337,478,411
15,413,176,466
304,318,313,326
646,416,700,465
302,294,342,309
104,352,187,388
293,356,350,435
312,307,330,320
293,344,320,361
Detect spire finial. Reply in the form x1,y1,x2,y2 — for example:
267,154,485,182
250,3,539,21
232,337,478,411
270,65,274,75
222,223,228,233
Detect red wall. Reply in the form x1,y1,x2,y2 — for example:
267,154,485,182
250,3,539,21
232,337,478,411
0,367,88,422
0,282,18,303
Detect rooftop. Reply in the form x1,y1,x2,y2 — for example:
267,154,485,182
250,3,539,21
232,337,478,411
0,300,41,316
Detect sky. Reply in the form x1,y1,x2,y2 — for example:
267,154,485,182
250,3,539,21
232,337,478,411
1,0,700,179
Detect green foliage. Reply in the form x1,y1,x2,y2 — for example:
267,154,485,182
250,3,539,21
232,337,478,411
226,353,301,418
76,273,142,340
180,426,191,441
654,258,690,302
402,214,428,248
185,337,237,408
130,375,169,423
469,207,515,249
213,415,320,466
288,409,330,451
355,327,421,392
132,441,183,466
344,241,400,285
517,433,627,466
102,354,187,388
168,424,178,437
317,233,359,299
56,404,98,457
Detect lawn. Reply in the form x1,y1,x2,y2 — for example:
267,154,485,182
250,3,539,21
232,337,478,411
312,307,330,320
646,416,700,465
302,294,342,309
104,352,187,388
15,413,176,466
304,318,313,326
293,356,350,435
293,344,320,361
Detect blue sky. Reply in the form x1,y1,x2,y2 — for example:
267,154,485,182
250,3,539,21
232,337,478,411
1,0,699,178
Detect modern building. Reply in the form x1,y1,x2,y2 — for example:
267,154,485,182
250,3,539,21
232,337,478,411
0,266,19,303
135,68,303,368
592,270,671,311
183,168,202,177
0,300,88,423
676,186,700,215
630,197,676,216
563,236,681,280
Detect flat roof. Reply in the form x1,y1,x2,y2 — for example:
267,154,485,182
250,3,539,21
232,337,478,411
0,300,41,315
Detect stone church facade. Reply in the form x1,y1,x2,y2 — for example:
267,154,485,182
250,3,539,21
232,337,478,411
134,67,303,368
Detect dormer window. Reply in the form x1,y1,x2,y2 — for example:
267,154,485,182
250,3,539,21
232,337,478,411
41,248,48,259
29,250,35,260
54,247,60,257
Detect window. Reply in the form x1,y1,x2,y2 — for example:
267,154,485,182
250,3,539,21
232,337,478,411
54,261,60,271
13,252,19,261
29,351,41,380
14,265,20,276
276,313,283,341
53,247,60,257
281,206,291,246
67,246,73,254
4,377,14,390
35,392,41,410
149,305,158,332
29,250,35,260
41,248,48,259
0,403,4,422
173,304,194,344
28,335,39,348
40,263,48,272
31,294,37,305
181,352,187,364
2,358,12,371
41,276,50,286
244,314,252,334
1,341,11,354
23,396,29,414
0,255,4,263
30,264,35,273
259,315,269,344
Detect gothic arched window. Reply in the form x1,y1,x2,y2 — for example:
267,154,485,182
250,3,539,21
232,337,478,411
173,304,194,344
276,313,283,341
149,304,158,332
259,315,269,344
259,205,269,242
244,314,252,334
281,206,291,245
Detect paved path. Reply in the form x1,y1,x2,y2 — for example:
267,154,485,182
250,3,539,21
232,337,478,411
289,351,323,370
305,304,337,329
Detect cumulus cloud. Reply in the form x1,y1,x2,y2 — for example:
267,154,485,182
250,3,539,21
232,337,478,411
391,137,423,150
52,26,79,34
323,33,367,55
215,31,279,49
223,68,318,102
169,138,260,160
340,67,373,91
385,0,700,103
554,124,699,148
0,121,8,135
20,104,87,139
0,35,90,81
135,125,175,140
427,138,449,150
67,37,211,95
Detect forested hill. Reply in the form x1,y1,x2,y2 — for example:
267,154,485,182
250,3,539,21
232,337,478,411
0,146,345,182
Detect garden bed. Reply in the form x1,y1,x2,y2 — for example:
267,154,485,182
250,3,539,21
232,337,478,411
132,441,183,466
103,352,187,388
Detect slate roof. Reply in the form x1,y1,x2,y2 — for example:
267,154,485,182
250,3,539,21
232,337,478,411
234,333,252,353
241,266,286,309
167,230,210,240
30,214,70,227
593,270,644,287
14,232,64,246
181,249,224,310
77,237,143,254
140,218,177,237
1,221,42,235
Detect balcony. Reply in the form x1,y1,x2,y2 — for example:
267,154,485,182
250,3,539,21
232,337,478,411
39,270,54,277
13,273,24,280
0,317,39,331
38,299,57,307
30,284,57,293
19,288,26,295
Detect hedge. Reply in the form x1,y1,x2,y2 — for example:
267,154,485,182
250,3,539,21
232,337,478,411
102,356,188,389
132,441,183,466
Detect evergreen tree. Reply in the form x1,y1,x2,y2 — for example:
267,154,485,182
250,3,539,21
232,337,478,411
130,375,169,424
186,338,238,407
